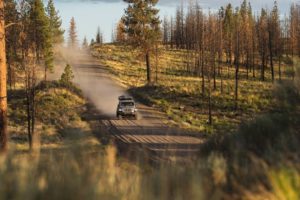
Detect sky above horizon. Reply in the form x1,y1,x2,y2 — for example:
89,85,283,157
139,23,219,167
53,0,299,44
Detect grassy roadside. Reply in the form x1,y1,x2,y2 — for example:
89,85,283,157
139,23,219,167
7,80,100,152
87,43,300,198
1,45,298,199
91,44,293,134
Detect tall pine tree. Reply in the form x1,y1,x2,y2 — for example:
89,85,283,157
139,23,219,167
122,0,161,84
82,36,88,49
4,0,19,89
115,19,126,43
29,0,53,81
68,17,78,48
0,0,8,152
96,27,103,44
29,0,51,60
46,0,64,44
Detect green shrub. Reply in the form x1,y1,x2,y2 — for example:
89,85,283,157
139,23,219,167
60,64,74,86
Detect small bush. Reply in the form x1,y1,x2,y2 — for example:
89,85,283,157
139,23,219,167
60,64,74,86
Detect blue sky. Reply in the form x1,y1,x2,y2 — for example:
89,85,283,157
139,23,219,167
53,0,298,44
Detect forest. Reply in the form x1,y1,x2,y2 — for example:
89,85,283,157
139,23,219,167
105,0,300,131
0,0,299,199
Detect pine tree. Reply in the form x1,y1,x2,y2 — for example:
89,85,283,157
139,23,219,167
234,7,242,110
46,0,64,44
82,36,88,49
0,0,8,152
29,0,51,61
111,28,115,43
68,17,78,48
60,64,74,86
96,27,102,44
290,3,300,57
27,0,53,148
174,5,184,49
100,32,103,44
115,19,126,43
162,16,169,45
90,38,95,46
4,0,19,89
122,0,161,84
257,8,269,81
268,1,280,82
223,4,234,65
28,0,54,81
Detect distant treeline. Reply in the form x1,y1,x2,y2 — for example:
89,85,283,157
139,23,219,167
161,0,300,81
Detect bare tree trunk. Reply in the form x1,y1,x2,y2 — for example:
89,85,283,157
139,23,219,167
44,66,47,81
213,57,216,90
31,60,37,150
261,53,265,81
279,56,282,81
219,18,223,94
208,78,212,125
208,56,212,125
8,61,12,89
0,0,8,152
269,31,275,82
235,60,239,110
155,44,158,83
26,88,32,148
252,47,255,78
201,18,205,95
246,54,249,79
234,21,240,111
220,62,223,94
201,48,205,95
146,51,152,84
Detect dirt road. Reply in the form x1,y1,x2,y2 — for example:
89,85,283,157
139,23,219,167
70,51,204,163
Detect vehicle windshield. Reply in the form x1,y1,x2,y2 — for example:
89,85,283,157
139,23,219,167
120,101,134,107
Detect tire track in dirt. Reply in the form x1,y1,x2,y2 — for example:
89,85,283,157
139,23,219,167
70,51,204,164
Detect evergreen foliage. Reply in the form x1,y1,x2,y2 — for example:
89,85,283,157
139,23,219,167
82,36,88,49
60,64,74,85
28,0,54,81
115,19,126,43
122,0,161,83
68,17,78,48
46,0,65,44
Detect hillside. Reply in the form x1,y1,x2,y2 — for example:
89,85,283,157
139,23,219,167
91,44,294,134
8,80,100,151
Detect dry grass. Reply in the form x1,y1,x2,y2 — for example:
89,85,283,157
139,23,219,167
2,46,299,200
8,80,94,151
91,44,293,134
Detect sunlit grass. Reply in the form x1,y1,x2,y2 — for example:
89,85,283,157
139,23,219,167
8,81,91,151
1,50,299,200
91,44,292,134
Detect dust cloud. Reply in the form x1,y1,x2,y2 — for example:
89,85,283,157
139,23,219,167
54,46,127,117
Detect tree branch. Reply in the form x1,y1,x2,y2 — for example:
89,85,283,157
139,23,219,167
5,22,20,29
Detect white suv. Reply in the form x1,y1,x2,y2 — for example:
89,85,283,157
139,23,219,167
116,96,138,119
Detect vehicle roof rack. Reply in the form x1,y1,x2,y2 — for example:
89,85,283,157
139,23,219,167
118,95,134,101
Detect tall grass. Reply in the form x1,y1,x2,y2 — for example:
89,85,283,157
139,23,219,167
0,145,208,200
2,51,299,199
2,143,299,200
91,44,292,134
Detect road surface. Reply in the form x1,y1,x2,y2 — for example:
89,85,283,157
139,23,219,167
70,51,204,163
